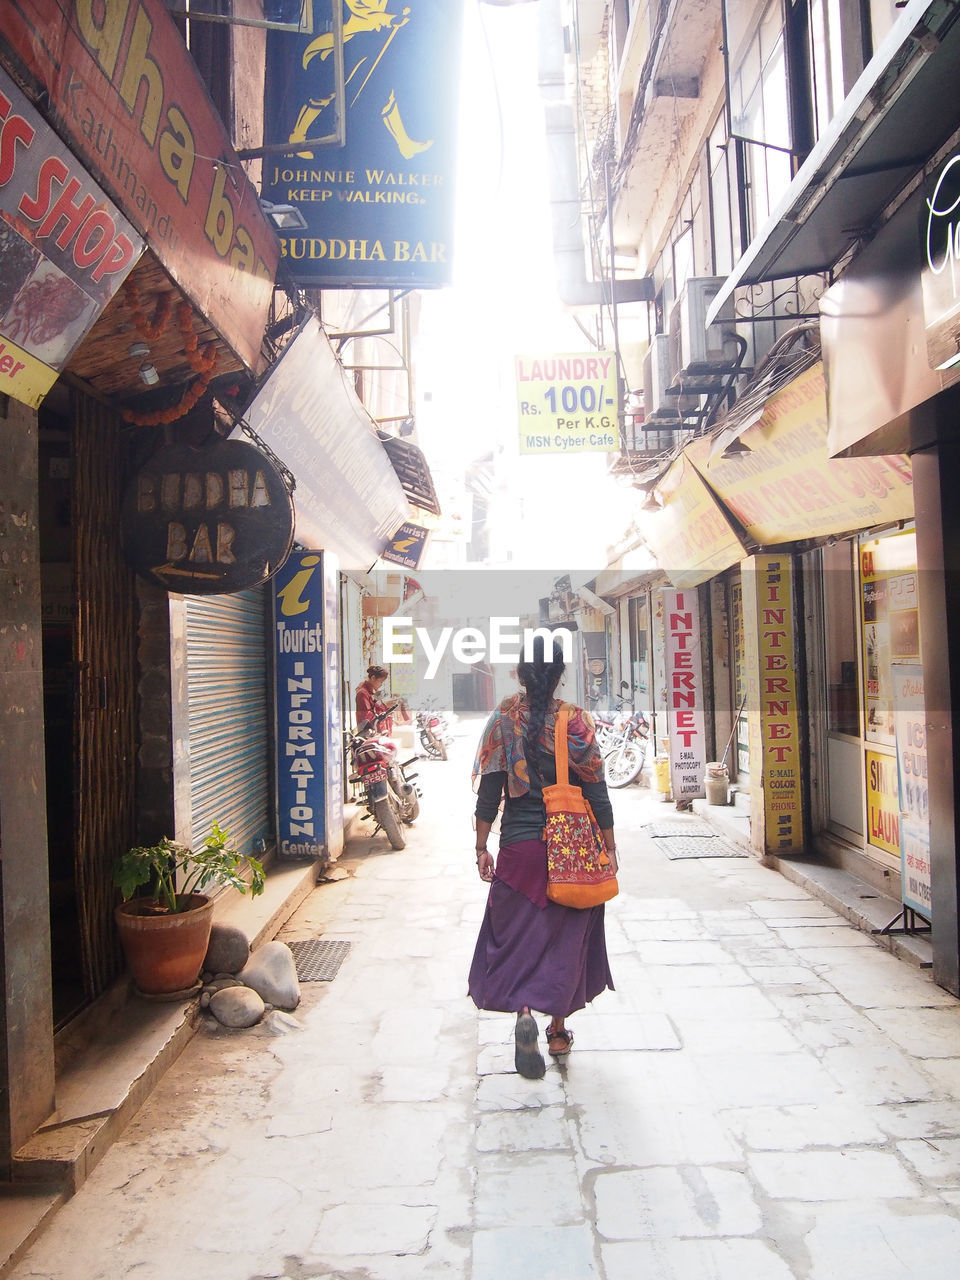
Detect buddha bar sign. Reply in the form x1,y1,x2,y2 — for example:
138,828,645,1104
121,439,295,594
262,0,463,287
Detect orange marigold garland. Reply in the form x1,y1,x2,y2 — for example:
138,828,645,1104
122,298,218,427
125,278,172,341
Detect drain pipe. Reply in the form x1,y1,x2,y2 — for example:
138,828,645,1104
538,0,652,307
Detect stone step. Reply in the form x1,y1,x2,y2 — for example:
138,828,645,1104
3,850,324,1276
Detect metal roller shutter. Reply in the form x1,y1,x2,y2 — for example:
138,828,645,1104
185,588,270,856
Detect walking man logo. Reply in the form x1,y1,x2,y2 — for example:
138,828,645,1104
289,0,433,160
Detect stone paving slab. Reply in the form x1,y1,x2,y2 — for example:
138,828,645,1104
472,1224,598,1280
8,762,960,1280
748,1149,921,1199
593,1165,762,1239
719,1100,889,1149
602,1237,798,1280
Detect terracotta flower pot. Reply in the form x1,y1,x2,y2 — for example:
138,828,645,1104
114,893,215,995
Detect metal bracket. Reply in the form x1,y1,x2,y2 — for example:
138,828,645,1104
873,905,932,936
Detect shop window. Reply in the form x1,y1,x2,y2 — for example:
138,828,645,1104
723,0,873,239
823,539,859,736
707,111,745,275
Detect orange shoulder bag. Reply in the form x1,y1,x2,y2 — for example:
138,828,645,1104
542,703,619,908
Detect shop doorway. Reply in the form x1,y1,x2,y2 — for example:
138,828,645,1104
39,391,138,1027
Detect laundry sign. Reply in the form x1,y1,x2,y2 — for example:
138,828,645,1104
516,352,619,455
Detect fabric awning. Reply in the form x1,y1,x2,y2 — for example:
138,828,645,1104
241,318,409,571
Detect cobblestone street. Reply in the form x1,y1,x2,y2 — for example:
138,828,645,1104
8,725,960,1280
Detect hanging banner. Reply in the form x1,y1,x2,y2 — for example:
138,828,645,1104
0,69,143,407
641,453,747,587
662,588,706,802
516,352,618,454
688,364,913,544
2,0,278,372
742,555,804,853
892,664,930,919
273,549,344,860
121,439,295,594
262,0,464,287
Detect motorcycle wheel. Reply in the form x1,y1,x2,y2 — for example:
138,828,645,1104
604,739,645,788
419,729,442,759
401,791,420,824
437,737,448,762
374,796,406,849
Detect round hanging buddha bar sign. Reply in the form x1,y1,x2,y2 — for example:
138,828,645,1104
122,438,295,594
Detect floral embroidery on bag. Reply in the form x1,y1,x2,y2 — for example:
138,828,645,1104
544,811,612,884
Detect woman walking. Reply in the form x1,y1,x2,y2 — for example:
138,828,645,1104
468,637,617,1078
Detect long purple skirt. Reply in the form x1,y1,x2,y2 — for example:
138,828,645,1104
468,839,614,1018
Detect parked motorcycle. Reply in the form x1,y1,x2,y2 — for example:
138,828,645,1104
603,706,650,788
347,707,421,849
590,688,630,756
416,701,450,761
590,684,650,788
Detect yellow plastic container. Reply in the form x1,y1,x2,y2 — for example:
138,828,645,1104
653,754,671,796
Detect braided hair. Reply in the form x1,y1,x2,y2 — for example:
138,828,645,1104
516,635,565,783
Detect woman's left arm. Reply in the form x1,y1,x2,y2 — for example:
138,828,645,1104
474,771,504,882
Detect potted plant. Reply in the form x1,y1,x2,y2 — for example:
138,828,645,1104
113,821,265,996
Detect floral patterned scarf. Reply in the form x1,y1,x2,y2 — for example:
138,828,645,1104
472,693,604,797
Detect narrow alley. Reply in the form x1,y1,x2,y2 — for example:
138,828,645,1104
8,724,960,1280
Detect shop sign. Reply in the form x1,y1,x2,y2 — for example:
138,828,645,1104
262,0,463,288
662,588,706,802
743,556,803,853
921,153,960,370
866,750,900,857
688,364,913,544
892,664,930,919
515,353,618,454
641,454,746,587
860,529,918,748
3,0,278,372
272,550,344,860
0,69,143,408
121,439,294,594
381,522,429,569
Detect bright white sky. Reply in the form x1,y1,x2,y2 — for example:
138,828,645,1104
414,0,635,572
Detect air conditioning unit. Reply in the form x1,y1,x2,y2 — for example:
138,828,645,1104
642,334,678,420
641,334,698,449
669,276,738,375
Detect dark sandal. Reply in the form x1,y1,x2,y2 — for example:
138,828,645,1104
546,1024,574,1056
515,1007,545,1079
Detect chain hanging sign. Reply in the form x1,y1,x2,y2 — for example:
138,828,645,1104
121,438,295,594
